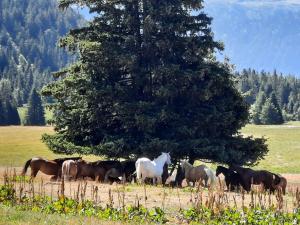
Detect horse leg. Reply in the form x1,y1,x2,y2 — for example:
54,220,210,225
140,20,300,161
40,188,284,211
104,169,113,183
157,176,162,185
31,169,38,179
185,178,189,187
152,177,156,185
204,177,208,188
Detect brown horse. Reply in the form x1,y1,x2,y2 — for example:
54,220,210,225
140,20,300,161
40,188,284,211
274,176,287,195
230,165,281,193
76,160,106,182
22,157,82,180
22,157,60,179
180,161,209,187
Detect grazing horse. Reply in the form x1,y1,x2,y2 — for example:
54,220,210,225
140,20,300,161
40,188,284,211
230,165,281,193
76,160,123,183
22,157,61,179
22,157,82,180
104,161,136,183
135,152,171,184
180,161,213,187
62,160,78,181
216,166,245,191
274,175,287,195
76,160,107,182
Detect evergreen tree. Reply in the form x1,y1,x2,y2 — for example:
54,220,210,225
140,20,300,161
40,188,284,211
0,99,5,125
236,71,300,122
0,79,20,125
0,0,84,105
42,0,267,166
260,99,282,125
251,91,266,124
24,89,45,126
269,92,284,124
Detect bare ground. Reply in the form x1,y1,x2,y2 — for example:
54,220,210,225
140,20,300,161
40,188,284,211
1,167,299,213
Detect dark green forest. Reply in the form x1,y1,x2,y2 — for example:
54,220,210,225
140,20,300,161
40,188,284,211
237,69,300,124
0,0,84,125
0,0,83,105
0,0,299,130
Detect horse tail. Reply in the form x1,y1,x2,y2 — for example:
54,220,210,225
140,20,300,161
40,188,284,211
22,158,32,176
135,160,142,180
204,167,217,187
62,161,69,179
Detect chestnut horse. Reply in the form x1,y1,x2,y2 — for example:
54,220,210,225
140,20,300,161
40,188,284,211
21,157,81,179
229,165,281,193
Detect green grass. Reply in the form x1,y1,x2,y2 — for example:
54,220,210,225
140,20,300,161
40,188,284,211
0,122,299,173
241,121,300,174
0,126,99,167
0,205,126,225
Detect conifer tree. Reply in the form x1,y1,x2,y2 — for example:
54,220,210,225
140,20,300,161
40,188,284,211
260,99,282,125
42,0,267,165
251,91,266,124
0,79,20,125
24,89,45,126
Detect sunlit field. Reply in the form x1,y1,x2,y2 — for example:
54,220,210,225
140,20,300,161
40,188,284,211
241,121,300,173
0,122,299,173
0,126,99,167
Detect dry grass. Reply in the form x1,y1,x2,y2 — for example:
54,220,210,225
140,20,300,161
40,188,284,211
1,167,299,214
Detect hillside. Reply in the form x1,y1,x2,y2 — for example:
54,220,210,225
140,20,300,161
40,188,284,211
205,0,300,76
0,0,84,105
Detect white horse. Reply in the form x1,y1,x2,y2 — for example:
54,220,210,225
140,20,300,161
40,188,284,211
204,167,217,188
135,152,171,184
62,160,78,181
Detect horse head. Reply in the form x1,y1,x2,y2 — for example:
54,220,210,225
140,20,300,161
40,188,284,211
180,160,192,172
216,166,224,176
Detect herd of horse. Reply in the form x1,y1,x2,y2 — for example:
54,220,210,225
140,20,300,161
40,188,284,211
21,152,287,194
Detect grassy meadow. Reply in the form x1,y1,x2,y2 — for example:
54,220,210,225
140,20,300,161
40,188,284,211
0,122,299,173
242,121,300,173
0,126,99,167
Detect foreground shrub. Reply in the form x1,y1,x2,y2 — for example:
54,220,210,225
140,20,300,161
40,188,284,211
180,207,300,224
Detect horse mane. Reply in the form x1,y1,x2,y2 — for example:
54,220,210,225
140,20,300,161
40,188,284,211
181,160,193,171
153,153,167,163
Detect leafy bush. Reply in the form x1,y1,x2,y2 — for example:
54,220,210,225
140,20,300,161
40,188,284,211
0,185,15,203
180,207,300,224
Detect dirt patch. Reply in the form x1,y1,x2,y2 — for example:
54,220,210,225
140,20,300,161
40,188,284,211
0,167,299,213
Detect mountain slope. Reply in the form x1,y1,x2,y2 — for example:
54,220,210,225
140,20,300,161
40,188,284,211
205,0,300,76
0,0,84,104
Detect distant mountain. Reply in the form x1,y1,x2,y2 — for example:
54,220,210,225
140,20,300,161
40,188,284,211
78,1,300,77
0,0,84,105
205,0,300,76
